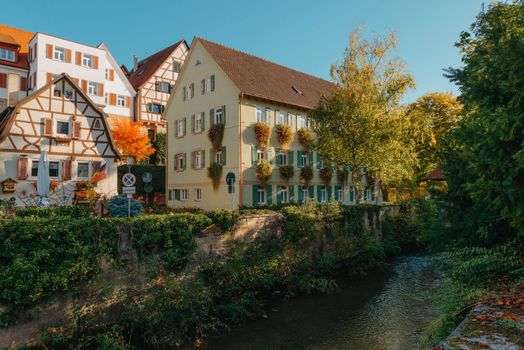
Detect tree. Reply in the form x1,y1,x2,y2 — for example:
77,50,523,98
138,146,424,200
405,92,462,180
112,119,155,162
309,28,416,202
443,1,524,243
151,132,166,165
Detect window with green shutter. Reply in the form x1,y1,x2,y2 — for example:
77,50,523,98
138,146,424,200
289,185,294,202
210,75,215,91
266,185,272,206
317,153,321,169
201,150,205,168
175,189,180,200
209,108,215,126
222,105,226,125
277,185,282,204
309,186,314,201
252,185,258,206
221,146,226,165
297,150,303,167
201,79,205,94
182,86,186,101
191,115,195,133
190,83,194,98
289,150,294,166
168,189,172,201
328,186,333,201
298,186,304,202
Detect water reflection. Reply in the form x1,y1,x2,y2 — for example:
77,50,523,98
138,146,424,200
206,256,440,350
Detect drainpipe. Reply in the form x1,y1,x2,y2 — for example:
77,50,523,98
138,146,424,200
239,93,244,208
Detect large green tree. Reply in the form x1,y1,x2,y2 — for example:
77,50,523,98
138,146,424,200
309,28,416,201
443,1,524,243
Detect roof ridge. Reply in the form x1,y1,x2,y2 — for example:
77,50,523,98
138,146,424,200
136,40,184,66
195,37,333,85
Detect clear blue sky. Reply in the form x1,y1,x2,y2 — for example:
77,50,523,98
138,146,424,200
2,0,484,102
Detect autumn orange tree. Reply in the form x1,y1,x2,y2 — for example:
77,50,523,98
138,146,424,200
111,119,155,161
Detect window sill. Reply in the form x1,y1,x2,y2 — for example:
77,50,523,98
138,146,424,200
54,135,72,143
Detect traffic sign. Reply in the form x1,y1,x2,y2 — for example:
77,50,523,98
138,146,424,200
122,173,136,187
226,172,236,186
144,184,153,193
142,172,153,184
123,186,136,194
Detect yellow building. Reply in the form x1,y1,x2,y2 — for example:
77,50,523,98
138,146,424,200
164,38,376,210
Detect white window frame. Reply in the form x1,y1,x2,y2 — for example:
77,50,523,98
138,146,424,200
215,149,222,164
177,119,185,137
157,81,171,93
30,159,61,179
257,188,266,206
53,47,65,62
117,95,125,107
277,151,288,165
256,106,267,123
281,186,289,204
87,81,98,95
195,113,202,133
214,107,223,124
336,188,344,202
82,53,94,68
195,151,202,169
297,115,308,129
0,48,15,62
205,77,211,92
177,153,185,170
195,188,202,201
76,162,91,180
55,119,71,137
301,153,308,167
302,188,309,203
64,86,74,100
180,189,189,201
256,149,266,163
320,187,327,203
277,111,289,125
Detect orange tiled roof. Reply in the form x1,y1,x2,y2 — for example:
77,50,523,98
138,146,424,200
128,40,187,89
196,37,335,110
0,24,34,69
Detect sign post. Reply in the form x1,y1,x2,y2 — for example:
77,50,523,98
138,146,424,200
226,172,236,210
122,171,136,217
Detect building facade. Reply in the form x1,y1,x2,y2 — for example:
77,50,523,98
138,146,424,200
0,74,120,206
127,40,189,139
164,38,378,210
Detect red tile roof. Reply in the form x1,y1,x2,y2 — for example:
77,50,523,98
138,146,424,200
196,37,335,110
424,168,445,181
0,24,34,69
127,40,188,89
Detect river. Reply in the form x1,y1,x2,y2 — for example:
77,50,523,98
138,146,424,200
205,256,441,350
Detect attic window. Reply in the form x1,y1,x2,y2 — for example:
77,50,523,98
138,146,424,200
292,86,304,95
136,68,145,77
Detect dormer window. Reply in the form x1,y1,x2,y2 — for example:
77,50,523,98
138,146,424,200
0,48,15,62
292,86,304,95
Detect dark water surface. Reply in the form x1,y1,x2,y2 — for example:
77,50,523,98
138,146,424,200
205,256,440,350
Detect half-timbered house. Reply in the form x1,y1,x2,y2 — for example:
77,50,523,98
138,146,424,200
0,73,120,206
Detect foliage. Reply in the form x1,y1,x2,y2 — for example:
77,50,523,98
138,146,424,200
405,93,462,179
151,132,166,165
278,164,295,182
442,1,524,242
275,124,293,147
309,27,416,199
15,205,93,218
254,122,271,149
318,167,333,185
255,159,272,184
207,162,223,190
297,128,314,150
208,124,224,150
111,119,155,161
300,165,313,184
336,167,349,183
107,194,142,217
205,209,240,232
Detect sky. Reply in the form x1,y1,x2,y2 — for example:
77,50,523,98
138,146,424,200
1,0,485,102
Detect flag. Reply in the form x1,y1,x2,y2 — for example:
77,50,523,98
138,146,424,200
90,162,107,183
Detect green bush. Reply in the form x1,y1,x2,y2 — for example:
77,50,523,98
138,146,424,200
107,195,142,217
205,209,240,232
281,204,318,242
15,205,93,218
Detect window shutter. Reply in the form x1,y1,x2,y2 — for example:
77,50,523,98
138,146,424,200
17,157,28,180
190,83,194,98
81,80,87,93
289,150,294,166
277,186,282,205
173,154,178,171
73,121,81,139
98,83,104,97
125,96,131,108
210,75,215,91
210,148,213,163
251,145,257,165
221,146,226,165
289,185,295,202
209,108,214,126
309,151,314,165
168,189,172,201
20,77,27,91
110,93,117,106
222,105,226,125
191,115,195,133
191,151,195,169
201,79,205,94
350,187,354,202
297,150,303,167
43,118,53,136
62,160,72,180
317,186,322,202
93,56,99,69
0,73,6,88
175,119,178,137
328,186,333,201
298,186,304,203
46,44,53,59
75,51,82,66
252,185,258,206
175,189,180,200
184,117,187,136
266,185,272,206
317,153,321,169
309,186,314,200
201,111,206,130
183,153,187,170
65,49,72,63
46,73,52,84
201,150,205,168
109,69,115,81
182,86,186,101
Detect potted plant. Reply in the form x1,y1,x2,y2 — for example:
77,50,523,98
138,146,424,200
297,128,314,150
208,124,225,149
254,122,271,149
319,167,333,185
275,124,293,148
207,162,223,190
300,165,313,184
279,164,295,182
256,159,272,184
336,167,349,184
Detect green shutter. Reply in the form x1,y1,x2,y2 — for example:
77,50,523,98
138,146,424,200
175,119,178,136
201,79,205,94
309,186,314,200
210,108,214,126
277,185,282,204
289,150,294,166
298,186,304,202
201,150,205,168
191,151,195,168
268,147,274,164
297,150,303,167
290,185,295,202
371,188,376,202
350,187,354,202
210,75,215,91
183,153,187,170
191,115,195,133
317,186,322,202
309,151,314,166
168,189,172,200
317,153,321,169
252,185,258,206
328,186,333,201
175,189,180,200
266,185,272,206
201,111,206,130
183,117,187,136
190,83,194,98
335,186,341,201
182,87,186,101
252,145,257,165
222,105,226,125
221,146,226,165
275,148,281,166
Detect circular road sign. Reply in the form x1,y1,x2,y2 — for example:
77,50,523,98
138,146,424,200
142,172,153,184
144,184,153,193
122,173,136,187
226,172,236,186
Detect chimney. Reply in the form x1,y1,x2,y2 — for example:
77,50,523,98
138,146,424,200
133,55,138,71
